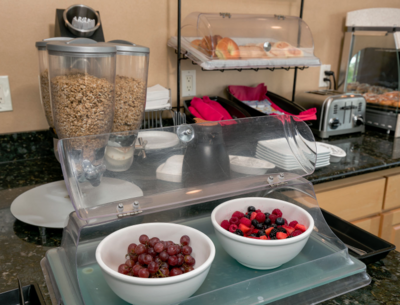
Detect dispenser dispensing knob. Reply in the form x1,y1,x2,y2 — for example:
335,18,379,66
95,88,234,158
329,118,340,130
177,125,195,142
354,116,364,127
267,175,274,185
278,173,285,180
133,201,140,212
117,203,124,213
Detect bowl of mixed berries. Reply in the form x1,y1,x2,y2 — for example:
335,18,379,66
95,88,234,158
211,197,314,270
96,223,215,305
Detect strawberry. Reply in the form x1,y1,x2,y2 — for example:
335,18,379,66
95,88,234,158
255,212,266,223
232,211,244,219
282,225,295,235
295,224,307,232
269,214,278,224
250,212,257,221
265,227,274,236
276,232,287,239
272,209,283,218
221,220,230,230
252,229,259,234
259,235,267,240
239,224,250,234
291,230,303,237
289,221,298,228
239,217,251,227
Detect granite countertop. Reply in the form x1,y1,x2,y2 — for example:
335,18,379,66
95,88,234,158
1,128,400,304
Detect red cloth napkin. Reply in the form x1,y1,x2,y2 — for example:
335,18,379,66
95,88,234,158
188,97,236,125
228,83,317,121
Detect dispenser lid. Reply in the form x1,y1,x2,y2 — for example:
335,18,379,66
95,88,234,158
47,38,116,54
58,115,317,221
35,37,73,50
108,40,150,54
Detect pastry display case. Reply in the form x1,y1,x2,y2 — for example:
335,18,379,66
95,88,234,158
168,12,320,70
41,116,370,305
338,8,400,136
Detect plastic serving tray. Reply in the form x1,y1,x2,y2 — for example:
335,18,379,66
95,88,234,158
42,215,370,305
321,209,396,265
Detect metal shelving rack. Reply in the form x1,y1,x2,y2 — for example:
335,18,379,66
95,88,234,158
175,0,306,116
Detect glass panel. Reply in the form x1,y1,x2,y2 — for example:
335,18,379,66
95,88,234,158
58,115,317,221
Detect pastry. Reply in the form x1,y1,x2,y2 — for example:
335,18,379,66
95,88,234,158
378,95,394,106
285,47,304,57
273,41,292,49
238,45,266,58
215,37,240,59
391,101,400,108
356,83,370,94
383,91,400,99
266,47,286,58
200,35,223,57
190,39,202,49
363,93,378,103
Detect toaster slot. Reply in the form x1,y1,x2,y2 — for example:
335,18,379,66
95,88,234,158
333,104,338,115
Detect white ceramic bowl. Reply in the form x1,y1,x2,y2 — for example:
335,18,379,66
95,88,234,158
211,197,314,270
96,223,215,305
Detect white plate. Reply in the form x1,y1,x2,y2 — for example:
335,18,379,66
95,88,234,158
229,155,275,175
156,155,184,183
138,131,180,150
255,154,301,170
256,144,330,161
10,178,143,228
316,142,346,157
255,149,299,165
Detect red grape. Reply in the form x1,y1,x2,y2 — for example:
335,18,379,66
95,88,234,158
148,237,160,248
160,267,169,277
147,261,159,274
159,251,169,262
118,264,130,275
184,255,195,266
147,247,156,257
174,244,182,254
180,235,190,246
154,257,162,265
165,241,174,247
127,243,137,255
160,262,168,269
135,244,147,255
179,266,185,273
139,234,149,245
184,265,194,273
176,254,184,266
182,245,192,255
125,259,135,269
167,245,176,256
170,268,183,276
138,253,146,265
132,264,143,276
143,254,153,265
129,253,138,263
138,268,150,278
154,242,164,253
168,255,178,266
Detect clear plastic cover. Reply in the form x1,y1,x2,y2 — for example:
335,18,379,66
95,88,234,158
43,179,370,305
168,12,320,70
58,115,318,221
343,32,400,113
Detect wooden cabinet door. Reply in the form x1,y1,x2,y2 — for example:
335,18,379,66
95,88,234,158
383,174,400,211
391,225,400,249
351,215,380,236
316,178,385,221
380,207,400,242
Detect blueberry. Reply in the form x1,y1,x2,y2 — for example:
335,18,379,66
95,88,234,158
249,233,257,237
244,214,250,219
276,217,285,226
251,219,259,227
255,223,263,230
248,206,256,213
257,230,266,237
264,218,271,226
276,227,287,234
265,212,270,218
235,229,244,236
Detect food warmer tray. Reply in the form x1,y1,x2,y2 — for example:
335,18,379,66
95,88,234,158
40,116,370,304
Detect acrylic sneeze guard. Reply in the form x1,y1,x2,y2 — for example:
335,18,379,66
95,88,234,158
41,116,370,305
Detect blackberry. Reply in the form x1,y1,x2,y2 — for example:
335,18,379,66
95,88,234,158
276,227,287,234
276,217,285,226
251,219,259,227
257,230,266,237
248,206,256,213
264,218,271,226
255,223,263,230
271,224,277,228
243,214,250,219
235,229,244,236
269,228,278,239
287,235,292,239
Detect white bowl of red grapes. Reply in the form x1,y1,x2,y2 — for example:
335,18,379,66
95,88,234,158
96,222,215,305
211,197,314,270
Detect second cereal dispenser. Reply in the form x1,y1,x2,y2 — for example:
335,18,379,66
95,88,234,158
105,40,150,172
47,38,117,186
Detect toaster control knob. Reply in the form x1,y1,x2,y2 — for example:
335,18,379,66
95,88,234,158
329,118,340,129
354,116,364,127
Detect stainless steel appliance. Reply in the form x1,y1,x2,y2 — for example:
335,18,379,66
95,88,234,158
295,90,365,138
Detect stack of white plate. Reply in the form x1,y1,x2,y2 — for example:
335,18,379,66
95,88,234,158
255,139,331,170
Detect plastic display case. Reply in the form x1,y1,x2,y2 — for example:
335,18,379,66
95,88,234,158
168,12,320,70
41,116,370,305
338,8,400,136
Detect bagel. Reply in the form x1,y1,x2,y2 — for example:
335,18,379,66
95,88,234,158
215,37,240,59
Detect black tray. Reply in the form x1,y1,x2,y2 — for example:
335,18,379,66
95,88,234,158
321,209,396,265
0,282,45,305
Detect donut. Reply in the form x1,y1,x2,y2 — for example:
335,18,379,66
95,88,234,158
191,39,202,49
215,37,240,59
266,47,286,58
200,35,223,57
391,101,400,108
383,91,400,99
285,47,304,57
273,41,292,49
238,45,266,58
380,99,394,106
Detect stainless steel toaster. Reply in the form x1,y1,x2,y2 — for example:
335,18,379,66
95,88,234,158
295,90,365,138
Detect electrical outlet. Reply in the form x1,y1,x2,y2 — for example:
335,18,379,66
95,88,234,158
182,70,196,97
0,76,12,112
319,64,332,88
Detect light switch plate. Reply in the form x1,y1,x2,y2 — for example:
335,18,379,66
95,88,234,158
182,70,196,97
0,76,13,112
